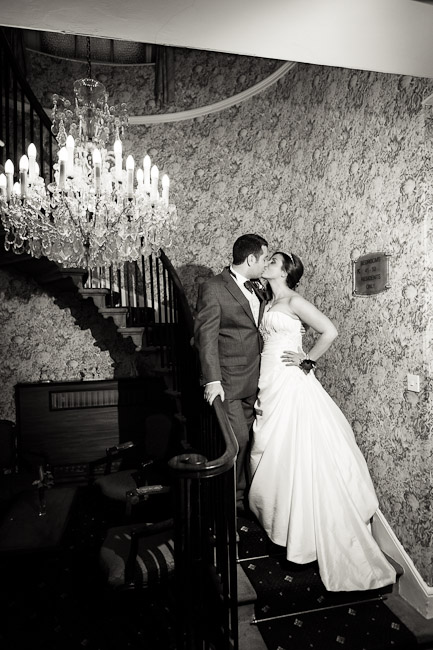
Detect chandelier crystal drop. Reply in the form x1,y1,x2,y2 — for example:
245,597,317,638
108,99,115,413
0,77,177,269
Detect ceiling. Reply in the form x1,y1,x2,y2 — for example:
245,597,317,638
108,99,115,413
2,0,433,78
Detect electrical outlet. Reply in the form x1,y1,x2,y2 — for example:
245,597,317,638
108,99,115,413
407,374,420,392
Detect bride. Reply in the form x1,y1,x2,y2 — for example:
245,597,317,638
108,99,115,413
248,251,396,592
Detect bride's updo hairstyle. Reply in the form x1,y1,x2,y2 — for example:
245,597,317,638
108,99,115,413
276,252,304,289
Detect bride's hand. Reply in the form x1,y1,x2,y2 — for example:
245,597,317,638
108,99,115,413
281,350,305,367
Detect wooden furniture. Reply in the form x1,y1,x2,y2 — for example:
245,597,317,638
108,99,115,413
15,377,169,482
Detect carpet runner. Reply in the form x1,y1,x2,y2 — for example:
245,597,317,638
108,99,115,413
237,514,419,650
0,483,421,650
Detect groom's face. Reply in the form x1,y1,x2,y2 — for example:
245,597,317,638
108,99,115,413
249,245,269,279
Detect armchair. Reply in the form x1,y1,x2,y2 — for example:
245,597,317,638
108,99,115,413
90,412,175,523
98,414,177,593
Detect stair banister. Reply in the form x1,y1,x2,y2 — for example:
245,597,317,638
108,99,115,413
168,395,239,650
0,28,54,179
1,28,239,646
169,396,238,476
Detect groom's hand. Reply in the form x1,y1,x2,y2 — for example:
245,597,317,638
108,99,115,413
204,382,225,405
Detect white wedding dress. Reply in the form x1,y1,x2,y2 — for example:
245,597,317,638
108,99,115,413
248,309,396,592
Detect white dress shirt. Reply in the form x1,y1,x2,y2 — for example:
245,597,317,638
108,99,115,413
229,266,260,326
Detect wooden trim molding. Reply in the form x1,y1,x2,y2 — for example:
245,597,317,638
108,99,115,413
372,509,433,619
129,61,297,125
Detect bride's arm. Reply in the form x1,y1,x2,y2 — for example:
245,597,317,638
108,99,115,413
284,294,338,365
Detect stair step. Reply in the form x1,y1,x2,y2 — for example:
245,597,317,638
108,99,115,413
385,592,433,647
80,287,109,309
140,345,159,353
238,603,267,650
98,307,128,327
152,367,172,376
140,345,168,354
237,564,257,605
165,389,181,398
118,326,144,349
39,267,85,286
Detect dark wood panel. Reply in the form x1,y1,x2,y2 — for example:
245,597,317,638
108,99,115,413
15,377,169,468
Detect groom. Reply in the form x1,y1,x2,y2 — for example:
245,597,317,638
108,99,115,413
194,233,269,512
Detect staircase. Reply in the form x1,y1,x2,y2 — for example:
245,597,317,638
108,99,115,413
235,513,433,650
0,232,190,413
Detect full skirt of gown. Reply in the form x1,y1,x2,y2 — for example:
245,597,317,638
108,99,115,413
248,310,396,592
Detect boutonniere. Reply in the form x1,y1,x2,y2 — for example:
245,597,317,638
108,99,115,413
252,280,266,292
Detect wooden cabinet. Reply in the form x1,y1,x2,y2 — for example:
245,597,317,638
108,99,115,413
15,377,169,475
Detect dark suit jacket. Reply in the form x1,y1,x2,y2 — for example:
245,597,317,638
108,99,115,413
194,267,266,400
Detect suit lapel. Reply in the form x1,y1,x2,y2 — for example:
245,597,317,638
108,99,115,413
222,268,257,325
257,288,266,325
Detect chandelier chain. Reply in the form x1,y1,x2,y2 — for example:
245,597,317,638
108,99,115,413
86,37,92,79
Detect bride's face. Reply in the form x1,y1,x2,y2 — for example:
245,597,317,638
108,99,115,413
261,254,285,280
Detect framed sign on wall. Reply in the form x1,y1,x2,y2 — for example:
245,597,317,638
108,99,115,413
352,252,391,296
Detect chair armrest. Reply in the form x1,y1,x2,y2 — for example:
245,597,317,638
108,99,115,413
106,441,135,456
87,441,136,479
125,484,171,516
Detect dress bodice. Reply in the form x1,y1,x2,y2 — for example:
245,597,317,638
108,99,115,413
260,309,303,353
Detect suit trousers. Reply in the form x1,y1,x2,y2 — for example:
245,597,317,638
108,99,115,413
223,393,256,508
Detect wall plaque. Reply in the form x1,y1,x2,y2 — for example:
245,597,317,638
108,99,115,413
352,252,391,296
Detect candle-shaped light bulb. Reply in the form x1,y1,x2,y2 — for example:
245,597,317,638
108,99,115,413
13,182,21,197
19,155,29,199
143,154,151,192
126,155,135,199
161,174,170,206
58,147,68,190
19,155,29,171
0,173,6,197
28,143,36,183
150,164,159,201
34,162,39,178
136,168,144,188
4,159,14,201
66,135,75,177
114,139,122,182
93,148,102,195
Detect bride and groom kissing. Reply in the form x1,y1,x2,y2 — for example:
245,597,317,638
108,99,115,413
194,233,396,593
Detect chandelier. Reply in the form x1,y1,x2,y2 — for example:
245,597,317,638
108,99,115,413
0,45,177,269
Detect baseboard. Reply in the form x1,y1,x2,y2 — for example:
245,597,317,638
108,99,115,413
372,509,433,619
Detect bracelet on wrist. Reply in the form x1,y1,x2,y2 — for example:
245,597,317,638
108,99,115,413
299,357,317,373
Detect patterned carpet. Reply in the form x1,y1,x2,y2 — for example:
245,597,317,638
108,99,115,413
237,514,419,650
0,485,422,650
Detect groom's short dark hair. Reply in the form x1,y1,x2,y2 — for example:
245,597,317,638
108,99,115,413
233,234,268,265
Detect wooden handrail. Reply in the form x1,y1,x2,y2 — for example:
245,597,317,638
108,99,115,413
159,249,194,338
168,396,238,477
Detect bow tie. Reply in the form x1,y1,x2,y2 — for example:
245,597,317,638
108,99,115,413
228,269,256,294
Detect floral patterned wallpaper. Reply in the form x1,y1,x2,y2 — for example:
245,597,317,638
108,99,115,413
2,46,433,583
0,269,115,422
26,47,281,115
